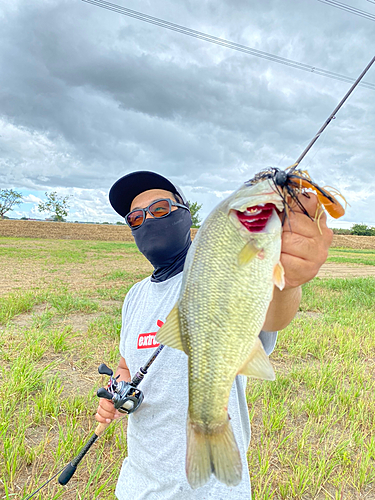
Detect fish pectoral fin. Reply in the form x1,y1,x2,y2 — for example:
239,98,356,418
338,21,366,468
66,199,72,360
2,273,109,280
273,261,285,290
238,241,261,266
155,304,185,352
238,338,275,381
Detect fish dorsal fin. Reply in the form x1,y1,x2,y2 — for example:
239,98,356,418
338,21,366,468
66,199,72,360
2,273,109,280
155,304,185,352
238,241,261,266
273,261,285,290
238,338,275,380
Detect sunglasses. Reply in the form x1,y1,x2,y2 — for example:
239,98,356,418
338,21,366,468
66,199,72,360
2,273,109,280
125,198,189,229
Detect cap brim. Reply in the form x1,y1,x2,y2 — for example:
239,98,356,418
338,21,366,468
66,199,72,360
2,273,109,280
109,171,181,218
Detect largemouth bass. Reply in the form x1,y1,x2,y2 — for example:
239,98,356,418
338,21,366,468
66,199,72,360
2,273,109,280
156,167,344,488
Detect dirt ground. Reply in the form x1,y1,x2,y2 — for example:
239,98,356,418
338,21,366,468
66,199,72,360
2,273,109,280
0,255,152,296
317,262,375,278
0,220,199,241
1,220,374,249
330,234,375,250
0,224,374,296
1,259,372,296
0,248,374,299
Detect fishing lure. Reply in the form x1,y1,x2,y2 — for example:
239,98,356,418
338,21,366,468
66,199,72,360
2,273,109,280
246,166,347,225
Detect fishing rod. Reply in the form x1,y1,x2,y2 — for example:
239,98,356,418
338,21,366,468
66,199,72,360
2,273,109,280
23,344,164,500
292,55,375,169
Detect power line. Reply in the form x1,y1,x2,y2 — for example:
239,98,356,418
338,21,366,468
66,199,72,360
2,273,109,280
82,0,375,91
317,0,375,21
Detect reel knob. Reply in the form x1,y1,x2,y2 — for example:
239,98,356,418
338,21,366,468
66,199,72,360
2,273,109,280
97,388,113,400
98,364,113,376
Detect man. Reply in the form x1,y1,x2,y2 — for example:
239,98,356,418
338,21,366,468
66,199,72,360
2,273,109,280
96,170,332,499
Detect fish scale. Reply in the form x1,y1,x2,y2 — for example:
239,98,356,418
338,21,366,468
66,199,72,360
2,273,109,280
180,199,279,426
156,178,285,488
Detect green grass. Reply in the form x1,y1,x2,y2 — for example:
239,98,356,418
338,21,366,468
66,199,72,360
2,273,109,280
0,290,47,323
0,239,139,265
247,277,375,498
328,247,375,266
0,237,374,499
48,293,100,314
331,248,375,255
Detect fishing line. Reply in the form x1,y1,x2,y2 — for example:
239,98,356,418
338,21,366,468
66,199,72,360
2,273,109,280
23,465,67,500
276,153,290,168
81,0,375,90
300,120,330,171
277,134,315,169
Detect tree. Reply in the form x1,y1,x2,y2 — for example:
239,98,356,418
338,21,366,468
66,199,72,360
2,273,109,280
351,223,375,236
187,200,203,228
38,191,71,222
0,189,23,219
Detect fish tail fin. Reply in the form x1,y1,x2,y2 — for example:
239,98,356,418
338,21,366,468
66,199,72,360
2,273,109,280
186,416,242,489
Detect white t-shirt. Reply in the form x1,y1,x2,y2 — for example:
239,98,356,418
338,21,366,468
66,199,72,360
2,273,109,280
115,272,277,500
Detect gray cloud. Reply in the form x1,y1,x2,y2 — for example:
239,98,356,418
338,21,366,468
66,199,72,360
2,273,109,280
1,0,374,225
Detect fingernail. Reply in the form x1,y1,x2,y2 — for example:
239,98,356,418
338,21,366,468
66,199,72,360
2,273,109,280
106,419,111,423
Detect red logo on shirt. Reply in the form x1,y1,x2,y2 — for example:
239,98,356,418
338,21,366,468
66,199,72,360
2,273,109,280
137,320,164,349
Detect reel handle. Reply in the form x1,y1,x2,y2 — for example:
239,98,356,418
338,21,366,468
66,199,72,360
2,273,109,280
98,363,113,376
97,388,113,400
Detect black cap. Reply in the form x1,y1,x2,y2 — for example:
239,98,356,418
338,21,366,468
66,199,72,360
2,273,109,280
109,171,188,218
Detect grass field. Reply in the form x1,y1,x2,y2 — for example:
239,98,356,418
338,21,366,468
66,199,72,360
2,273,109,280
0,239,374,499
327,248,375,267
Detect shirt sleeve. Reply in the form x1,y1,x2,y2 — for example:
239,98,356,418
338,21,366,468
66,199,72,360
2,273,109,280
119,283,139,359
258,330,278,355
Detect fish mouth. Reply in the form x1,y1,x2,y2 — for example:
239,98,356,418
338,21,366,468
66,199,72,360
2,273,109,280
236,203,276,233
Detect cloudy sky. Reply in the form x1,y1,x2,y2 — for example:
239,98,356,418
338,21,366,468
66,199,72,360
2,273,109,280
1,0,374,226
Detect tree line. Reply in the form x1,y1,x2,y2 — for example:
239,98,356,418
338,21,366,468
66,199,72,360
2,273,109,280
0,189,203,227
3,189,373,234
332,224,375,236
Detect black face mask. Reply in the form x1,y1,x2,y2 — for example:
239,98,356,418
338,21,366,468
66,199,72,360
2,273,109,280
132,208,192,282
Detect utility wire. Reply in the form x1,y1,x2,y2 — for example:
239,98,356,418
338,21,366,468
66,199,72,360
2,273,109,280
317,0,375,21
82,0,375,91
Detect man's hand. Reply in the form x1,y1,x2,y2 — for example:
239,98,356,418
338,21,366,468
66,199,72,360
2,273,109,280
95,356,130,424
280,193,333,288
263,193,333,332
96,398,122,424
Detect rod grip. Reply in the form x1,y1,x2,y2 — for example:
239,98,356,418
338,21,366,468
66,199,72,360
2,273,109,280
57,426,107,486
58,462,77,485
95,421,110,436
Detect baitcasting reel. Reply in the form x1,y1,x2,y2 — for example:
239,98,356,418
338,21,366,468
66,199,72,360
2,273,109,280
97,363,144,414
24,346,165,498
